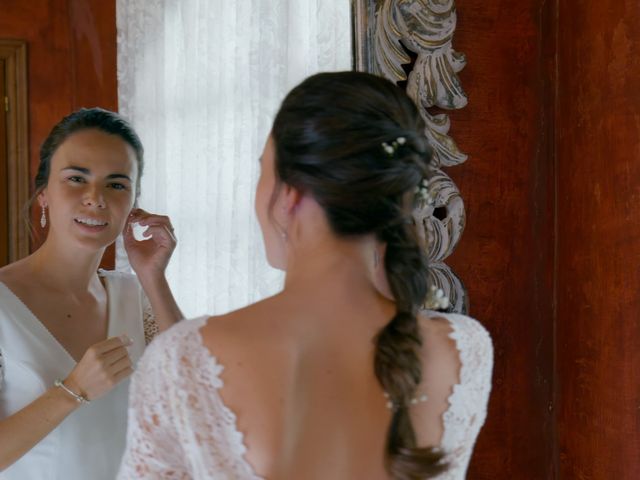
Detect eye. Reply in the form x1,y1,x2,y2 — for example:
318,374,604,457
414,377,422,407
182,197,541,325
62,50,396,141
68,175,86,183
108,182,129,191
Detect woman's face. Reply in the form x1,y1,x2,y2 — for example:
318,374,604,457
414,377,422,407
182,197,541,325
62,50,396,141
39,128,138,251
255,135,287,269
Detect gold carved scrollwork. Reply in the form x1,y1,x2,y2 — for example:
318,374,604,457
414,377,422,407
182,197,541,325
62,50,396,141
353,0,469,313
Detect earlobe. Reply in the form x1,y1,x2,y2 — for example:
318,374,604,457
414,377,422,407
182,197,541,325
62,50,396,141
282,184,303,215
37,191,48,208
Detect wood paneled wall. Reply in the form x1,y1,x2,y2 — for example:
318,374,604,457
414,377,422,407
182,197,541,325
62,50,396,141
556,1,640,478
447,1,556,477
449,0,639,478
0,0,117,266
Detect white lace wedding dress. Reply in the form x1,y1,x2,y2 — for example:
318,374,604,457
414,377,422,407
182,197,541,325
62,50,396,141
118,312,493,479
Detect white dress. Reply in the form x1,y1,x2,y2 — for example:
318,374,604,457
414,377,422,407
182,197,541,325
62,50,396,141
0,270,154,480
118,312,493,479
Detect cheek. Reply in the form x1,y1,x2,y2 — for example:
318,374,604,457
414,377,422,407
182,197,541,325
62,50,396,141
48,184,78,210
255,176,285,266
255,173,270,226
109,192,134,224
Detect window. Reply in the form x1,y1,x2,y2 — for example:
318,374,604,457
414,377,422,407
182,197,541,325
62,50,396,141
117,1,351,316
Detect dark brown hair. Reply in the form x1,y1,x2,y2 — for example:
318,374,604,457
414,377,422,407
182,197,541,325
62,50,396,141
272,71,447,478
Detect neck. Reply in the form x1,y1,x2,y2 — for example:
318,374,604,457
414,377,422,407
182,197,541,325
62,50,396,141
283,235,379,300
27,234,106,294
281,235,396,335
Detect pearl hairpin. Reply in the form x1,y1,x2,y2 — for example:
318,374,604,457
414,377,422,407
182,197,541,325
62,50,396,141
383,391,429,410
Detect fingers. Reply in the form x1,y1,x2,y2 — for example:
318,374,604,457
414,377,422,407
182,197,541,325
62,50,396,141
112,366,134,384
103,345,130,366
109,354,133,374
129,209,174,231
92,335,133,355
138,224,177,245
127,209,176,245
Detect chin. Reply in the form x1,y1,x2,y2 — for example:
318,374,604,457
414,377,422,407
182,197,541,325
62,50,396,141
72,230,120,252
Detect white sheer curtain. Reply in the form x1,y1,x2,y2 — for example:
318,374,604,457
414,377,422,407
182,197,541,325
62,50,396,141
116,0,351,317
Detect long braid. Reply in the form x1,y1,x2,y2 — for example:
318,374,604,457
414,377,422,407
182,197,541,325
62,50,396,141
374,220,448,478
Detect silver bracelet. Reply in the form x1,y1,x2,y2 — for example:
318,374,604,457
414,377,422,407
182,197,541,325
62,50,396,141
54,379,90,405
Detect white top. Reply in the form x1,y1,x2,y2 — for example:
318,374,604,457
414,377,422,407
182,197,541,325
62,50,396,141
118,312,493,479
0,270,152,480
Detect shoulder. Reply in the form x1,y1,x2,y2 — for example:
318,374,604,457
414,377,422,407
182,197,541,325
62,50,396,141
0,258,31,292
199,294,289,349
133,316,212,390
423,311,494,392
196,297,295,390
143,315,209,360
434,312,493,367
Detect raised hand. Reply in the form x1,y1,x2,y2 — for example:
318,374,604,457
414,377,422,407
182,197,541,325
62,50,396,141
123,208,177,281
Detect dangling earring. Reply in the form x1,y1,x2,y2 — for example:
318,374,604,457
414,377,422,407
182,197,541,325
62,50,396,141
40,205,47,228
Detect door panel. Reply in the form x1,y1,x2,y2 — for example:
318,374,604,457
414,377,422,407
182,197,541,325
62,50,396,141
0,59,8,267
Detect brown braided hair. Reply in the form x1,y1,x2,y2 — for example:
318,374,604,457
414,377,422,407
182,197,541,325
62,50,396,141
271,71,448,478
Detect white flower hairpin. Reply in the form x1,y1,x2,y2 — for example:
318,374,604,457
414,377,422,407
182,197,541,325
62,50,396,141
425,285,450,310
381,136,406,156
414,178,435,206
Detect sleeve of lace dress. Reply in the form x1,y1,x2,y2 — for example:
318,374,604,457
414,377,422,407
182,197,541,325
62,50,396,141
117,337,189,480
437,316,494,479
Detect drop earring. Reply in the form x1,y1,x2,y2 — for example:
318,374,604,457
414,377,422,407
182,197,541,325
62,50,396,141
40,205,47,228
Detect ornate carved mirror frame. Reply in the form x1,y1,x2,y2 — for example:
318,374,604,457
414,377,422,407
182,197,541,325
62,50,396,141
352,0,469,313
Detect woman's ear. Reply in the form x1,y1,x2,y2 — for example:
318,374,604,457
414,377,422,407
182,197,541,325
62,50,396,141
281,184,303,216
37,190,48,208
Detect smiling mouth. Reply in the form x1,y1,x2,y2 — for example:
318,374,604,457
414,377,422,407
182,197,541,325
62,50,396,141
74,217,109,227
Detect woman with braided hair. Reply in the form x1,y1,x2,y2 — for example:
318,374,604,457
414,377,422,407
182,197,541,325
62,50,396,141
118,71,493,479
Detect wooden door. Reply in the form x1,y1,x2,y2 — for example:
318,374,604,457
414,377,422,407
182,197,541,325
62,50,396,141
0,59,8,267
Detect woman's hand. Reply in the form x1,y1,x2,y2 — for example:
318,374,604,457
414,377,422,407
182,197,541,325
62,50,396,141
124,208,177,281
64,336,134,401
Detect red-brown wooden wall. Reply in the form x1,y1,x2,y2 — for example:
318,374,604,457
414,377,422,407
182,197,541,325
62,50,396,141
555,1,640,478
449,1,556,477
2,0,639,478
450,0,640,478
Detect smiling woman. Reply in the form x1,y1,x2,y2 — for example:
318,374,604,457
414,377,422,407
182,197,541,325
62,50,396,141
0,108,183,479
39,130,138,250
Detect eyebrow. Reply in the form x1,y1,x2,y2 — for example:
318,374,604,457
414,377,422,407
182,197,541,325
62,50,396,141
61,166,132,181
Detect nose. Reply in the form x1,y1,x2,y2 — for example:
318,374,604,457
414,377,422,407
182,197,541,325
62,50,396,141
82,185,106,209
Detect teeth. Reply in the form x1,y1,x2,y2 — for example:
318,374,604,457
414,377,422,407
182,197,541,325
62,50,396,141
76,218,107,226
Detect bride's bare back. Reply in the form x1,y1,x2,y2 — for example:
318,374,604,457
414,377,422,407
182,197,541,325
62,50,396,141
118,287,492,480
198,292,461,479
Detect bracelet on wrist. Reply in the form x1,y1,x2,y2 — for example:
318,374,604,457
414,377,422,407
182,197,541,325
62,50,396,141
54,379,90,405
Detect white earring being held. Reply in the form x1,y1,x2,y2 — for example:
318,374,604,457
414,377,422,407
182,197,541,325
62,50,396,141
40,205,47,229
